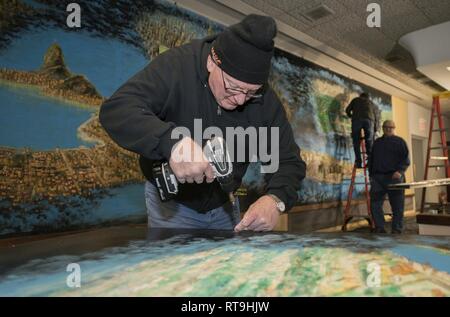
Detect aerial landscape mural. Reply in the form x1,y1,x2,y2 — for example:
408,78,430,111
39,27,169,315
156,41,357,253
0,233,449,296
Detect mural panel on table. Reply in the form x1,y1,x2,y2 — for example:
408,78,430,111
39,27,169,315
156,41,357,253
0,0,391,236
1,233,449,296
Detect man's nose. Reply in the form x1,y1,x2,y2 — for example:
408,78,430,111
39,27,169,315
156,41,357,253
235,93,247,105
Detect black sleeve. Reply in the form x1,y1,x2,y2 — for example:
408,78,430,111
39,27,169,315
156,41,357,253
99,54,179,161
345,100,354,118
395,138,410,173
262,91,306,211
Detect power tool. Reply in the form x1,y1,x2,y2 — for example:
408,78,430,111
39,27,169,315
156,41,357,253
152,137,236,207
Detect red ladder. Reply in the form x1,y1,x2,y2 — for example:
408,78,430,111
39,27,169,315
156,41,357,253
342,130,374,231
421,92,450,213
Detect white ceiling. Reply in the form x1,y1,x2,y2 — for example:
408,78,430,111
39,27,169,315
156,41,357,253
238,0,450,95
400,21,450,91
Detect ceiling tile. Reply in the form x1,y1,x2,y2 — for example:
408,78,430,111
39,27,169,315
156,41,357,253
381,12,432,40
339,0,421,18
311,13,367,35
242,0,285,18
240,0,285,16
342,27,396,57
420,7,450,24
289,0,350,27
275,12,312,32
263,0,304,12
409,0,450,10
240,0,443,94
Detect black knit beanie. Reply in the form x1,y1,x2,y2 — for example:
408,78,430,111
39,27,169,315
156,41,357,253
212,14,277,85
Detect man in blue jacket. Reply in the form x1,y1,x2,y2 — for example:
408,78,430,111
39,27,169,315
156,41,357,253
369,120,410,234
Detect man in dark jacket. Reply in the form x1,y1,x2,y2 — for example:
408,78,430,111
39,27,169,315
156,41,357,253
99,15,306,232
345,92,377,168
369,120,410,234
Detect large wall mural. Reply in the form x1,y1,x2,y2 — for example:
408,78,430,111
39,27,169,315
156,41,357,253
0,0,391,236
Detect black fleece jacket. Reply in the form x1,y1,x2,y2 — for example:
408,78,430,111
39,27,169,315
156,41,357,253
345,97,377,122
369,135,410,176
99,35,306,212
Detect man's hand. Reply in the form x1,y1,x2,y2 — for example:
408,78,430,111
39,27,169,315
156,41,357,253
234,195,280,232
392,171,402,180
169,137,215,184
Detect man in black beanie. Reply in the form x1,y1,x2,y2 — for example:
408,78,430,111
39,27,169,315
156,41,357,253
99,14,306,232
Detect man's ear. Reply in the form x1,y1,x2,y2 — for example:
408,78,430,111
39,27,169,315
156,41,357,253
206,55,214,73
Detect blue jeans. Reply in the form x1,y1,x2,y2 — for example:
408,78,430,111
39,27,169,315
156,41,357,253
144,181,240,230
370,174,405,232
352,119,373,165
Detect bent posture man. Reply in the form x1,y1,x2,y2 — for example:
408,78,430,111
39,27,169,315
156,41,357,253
99,15,306,232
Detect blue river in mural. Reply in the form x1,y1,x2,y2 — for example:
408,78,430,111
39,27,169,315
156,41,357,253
0,83,94,150
0,28,148,148
0,28,149,234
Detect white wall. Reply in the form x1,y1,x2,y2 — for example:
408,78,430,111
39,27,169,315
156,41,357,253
408,102,430,139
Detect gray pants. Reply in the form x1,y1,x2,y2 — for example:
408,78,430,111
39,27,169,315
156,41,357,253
370,174,405,232
145,181,240,230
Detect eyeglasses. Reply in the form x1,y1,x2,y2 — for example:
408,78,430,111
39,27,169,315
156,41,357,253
210,54,264,99
383,126,396,129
